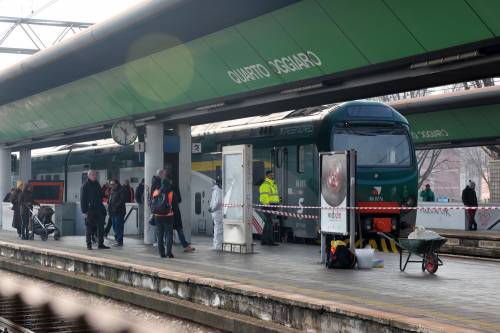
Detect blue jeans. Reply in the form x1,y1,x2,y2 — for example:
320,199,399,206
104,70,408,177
173,227,189,248
111,215,124,245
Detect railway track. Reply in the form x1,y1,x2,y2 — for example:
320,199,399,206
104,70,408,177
0,277,154,333
0,296,98,333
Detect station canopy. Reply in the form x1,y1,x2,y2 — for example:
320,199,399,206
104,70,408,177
1,0,500,148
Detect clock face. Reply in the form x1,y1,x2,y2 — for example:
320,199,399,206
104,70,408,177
111,120,138,145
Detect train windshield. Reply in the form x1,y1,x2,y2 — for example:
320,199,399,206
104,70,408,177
332,127,411,167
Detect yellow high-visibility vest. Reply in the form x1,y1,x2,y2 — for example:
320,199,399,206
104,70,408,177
259,178,279,205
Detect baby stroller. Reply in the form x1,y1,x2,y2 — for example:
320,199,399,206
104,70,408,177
30,206,60,241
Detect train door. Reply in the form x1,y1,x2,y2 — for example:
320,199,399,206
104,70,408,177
272,148,288,207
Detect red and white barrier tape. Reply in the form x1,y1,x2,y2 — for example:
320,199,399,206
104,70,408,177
223,203,496,211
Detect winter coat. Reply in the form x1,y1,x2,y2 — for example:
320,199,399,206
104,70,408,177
420,189,435,202
80,180,105,215
462,186,478,207
259,178,279,205
19,188,34,222
135,183,144,204
108,185,127,217
123,184,134,203
10,189,22,229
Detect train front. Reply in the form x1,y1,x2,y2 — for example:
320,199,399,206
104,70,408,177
318,101,417,238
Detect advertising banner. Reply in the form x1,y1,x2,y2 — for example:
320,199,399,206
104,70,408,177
320,153,348,235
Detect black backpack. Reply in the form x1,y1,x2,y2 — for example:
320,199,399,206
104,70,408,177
326,244,356,269
151,191,173,216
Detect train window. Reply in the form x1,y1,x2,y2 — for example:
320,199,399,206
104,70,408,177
297,146,305,173
195,192,202,215
45,175,52,181
333,128,411,166
253,161,265,185
53,175,60,181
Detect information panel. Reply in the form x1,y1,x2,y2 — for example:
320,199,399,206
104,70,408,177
222,144,253,253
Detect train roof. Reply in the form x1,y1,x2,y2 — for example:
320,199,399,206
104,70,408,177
191,105,335,137
191,101,408,137
323,100,409,125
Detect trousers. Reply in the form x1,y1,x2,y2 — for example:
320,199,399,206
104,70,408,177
86,209,104,246
156,215,174,256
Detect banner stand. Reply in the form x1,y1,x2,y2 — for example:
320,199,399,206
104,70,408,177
319,150,356,263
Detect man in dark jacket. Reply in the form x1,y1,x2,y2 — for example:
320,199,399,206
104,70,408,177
108,179,127,246
135,179,144,204
462,180,478,231
80,170,109,250
123,179,134,203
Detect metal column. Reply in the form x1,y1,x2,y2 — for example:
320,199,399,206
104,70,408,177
176,124,192,242
19,149,31,182
144,123,164,244
0,149,11,228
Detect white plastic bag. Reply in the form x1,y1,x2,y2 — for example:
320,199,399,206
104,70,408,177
408,226,441,240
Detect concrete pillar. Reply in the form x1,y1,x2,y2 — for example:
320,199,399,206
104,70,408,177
0,149,11,228
19,149,31,182
176,124,192,242
144,123,164,244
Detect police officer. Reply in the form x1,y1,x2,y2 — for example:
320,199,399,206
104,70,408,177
259,170,280,246
80,170,109,250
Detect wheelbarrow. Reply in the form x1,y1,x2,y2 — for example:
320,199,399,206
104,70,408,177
379,233,447,274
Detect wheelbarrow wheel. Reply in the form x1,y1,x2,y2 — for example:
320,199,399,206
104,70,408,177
423,253,439,274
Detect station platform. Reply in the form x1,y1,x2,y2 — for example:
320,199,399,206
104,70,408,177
430,229,500,258
0,230,498,333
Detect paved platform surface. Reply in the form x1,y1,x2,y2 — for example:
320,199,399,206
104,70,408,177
0,231,498,332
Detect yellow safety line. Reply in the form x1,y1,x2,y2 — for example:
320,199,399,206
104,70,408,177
380,238,389,253
390,239,399,253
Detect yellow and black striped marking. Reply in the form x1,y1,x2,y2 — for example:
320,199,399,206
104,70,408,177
346,237,400,253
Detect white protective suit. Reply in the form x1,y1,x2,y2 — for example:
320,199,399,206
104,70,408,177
210,184,223,250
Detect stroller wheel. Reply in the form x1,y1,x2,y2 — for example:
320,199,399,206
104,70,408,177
54,230,60,240
41,232,48,241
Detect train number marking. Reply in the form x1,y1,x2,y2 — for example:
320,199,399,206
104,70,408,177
479,240,500,249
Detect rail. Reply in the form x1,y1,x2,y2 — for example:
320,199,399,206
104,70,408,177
0,276,155,333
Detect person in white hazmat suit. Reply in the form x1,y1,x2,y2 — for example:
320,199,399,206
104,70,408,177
209,177,223,250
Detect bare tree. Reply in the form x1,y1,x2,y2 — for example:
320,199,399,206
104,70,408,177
461,147,491,189
417,149,445,188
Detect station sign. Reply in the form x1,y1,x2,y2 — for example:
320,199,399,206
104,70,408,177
192,143,202,154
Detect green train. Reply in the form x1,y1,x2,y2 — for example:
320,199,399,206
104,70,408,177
191,101,417,241
29,100,417,242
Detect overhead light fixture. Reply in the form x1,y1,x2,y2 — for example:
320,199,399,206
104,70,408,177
135,115,156,122
410,51,480,70
195,102,225,111
86,125,106,131
280,83,323,95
